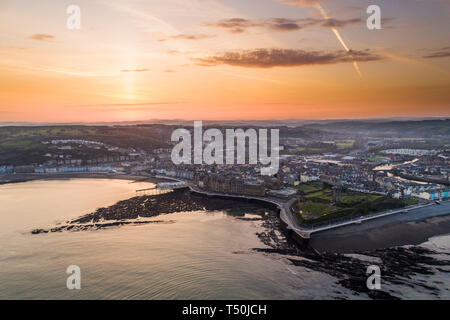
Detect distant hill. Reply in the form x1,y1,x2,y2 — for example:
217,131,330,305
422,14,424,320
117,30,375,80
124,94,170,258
2,117,445,128
0,125,172,166
303,119,450,137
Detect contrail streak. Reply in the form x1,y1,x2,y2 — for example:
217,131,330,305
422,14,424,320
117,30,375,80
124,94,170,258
315,4,363,78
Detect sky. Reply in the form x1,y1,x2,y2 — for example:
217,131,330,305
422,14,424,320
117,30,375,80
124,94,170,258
0,0,449,122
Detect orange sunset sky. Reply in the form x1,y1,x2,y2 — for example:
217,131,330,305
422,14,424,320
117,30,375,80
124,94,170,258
0,0,449,122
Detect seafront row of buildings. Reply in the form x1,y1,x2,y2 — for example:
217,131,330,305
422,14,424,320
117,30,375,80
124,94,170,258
1,142,450,201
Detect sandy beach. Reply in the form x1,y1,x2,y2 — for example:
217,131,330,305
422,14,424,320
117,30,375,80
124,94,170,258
309,201,450,253
0,173,168,185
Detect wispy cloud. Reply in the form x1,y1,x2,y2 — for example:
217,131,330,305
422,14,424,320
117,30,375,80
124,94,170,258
0,110,16,115
277,1,366,78
206,17,362,33
28,34,55,41
159,34,216,41
120,68,149,72
378,50,450,76
423,47,450,59
84,102,181,109
194,48,381,68
321,18,362,28
277,0,325,7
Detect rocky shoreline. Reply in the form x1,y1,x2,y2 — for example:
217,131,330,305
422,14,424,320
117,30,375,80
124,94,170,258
31,189,268,233
30,187,450,300
254,210,450,299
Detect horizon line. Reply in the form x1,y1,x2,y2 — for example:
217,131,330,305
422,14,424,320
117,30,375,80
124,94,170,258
1,116,450,126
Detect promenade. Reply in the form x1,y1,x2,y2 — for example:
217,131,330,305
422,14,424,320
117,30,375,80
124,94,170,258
155,175,311,239
155,175,440,240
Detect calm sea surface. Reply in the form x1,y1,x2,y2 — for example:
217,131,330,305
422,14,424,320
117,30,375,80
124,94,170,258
0,179,448,299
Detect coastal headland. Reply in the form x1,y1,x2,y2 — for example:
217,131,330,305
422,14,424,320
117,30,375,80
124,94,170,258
3,172,447,253
3,174,448,299
31,188,272,234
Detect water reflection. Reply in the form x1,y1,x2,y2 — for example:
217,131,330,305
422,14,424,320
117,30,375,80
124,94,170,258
0,179,339,300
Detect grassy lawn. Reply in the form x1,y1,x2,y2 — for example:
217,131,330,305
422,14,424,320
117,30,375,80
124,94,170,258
295,182,324,193
295,185,413,225
0,126,95,139
296,147,326,153
340,194,367,204
0,140,42,150
340,194,384,204
336,140,355,149
298,202,336,218
304,190,333,202
403,198,419,206
367,157,387,162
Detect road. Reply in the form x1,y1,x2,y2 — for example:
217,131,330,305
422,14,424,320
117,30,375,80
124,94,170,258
155,175,311,238
155,175,445,240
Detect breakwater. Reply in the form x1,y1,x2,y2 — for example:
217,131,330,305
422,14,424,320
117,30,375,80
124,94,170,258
31,188,273,234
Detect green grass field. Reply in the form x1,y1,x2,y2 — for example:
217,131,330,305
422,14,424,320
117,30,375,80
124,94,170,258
294,183,417,225
295,182,324,193
296,147,326,153
367,157,387,162
336,140,355,149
